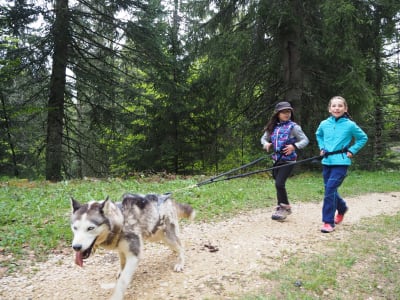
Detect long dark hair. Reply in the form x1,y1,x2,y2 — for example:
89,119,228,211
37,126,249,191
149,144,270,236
263,110,296,134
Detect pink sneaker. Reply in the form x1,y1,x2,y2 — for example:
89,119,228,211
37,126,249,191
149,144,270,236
335,207,348,224
335,214,344,224
321,223,335,233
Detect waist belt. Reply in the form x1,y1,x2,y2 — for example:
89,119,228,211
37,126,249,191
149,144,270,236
323,148,348,158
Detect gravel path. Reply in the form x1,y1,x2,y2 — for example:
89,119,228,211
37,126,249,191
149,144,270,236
1,192,399,300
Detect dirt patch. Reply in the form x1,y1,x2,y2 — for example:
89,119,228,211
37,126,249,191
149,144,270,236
1,192,399,299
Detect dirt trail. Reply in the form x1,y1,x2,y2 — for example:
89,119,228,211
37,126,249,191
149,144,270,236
1,192,399,300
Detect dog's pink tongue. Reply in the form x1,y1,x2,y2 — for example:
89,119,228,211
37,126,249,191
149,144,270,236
75,252,84,267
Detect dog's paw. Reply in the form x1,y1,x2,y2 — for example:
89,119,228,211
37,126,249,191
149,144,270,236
173,263,184,272
100,282,115,290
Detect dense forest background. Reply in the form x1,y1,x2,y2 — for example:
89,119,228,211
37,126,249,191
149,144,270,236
1,0,399,181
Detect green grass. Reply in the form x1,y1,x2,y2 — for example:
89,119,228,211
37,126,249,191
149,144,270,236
0,170,399,274
249,212,400,300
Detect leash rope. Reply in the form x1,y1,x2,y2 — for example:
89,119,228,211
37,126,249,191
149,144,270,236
221,155,321,181
196,156,267,187
164,147,349,194
164,184,199,194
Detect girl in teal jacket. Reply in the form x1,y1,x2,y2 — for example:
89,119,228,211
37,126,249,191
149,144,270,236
316,96,368,233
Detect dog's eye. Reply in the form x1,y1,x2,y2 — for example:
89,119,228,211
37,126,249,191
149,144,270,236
87,226,95,231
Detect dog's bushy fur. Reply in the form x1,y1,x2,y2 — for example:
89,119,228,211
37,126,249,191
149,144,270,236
70,193,195,300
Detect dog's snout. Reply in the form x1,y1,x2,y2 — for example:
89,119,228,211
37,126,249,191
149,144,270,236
72,244,82,251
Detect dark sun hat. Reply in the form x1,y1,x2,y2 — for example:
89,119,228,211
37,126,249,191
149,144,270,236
274,101,293,113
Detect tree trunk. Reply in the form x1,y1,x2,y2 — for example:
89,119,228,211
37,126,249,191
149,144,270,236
172,0,180,173
281,1,304,120
1,93,19,176
372,10,384,168
45,0,69,181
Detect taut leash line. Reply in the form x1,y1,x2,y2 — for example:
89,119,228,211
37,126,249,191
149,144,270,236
196,156,267,187
221,155,322,181
165,148,347,194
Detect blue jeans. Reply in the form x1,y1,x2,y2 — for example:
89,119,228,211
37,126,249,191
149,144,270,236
322,165,348,225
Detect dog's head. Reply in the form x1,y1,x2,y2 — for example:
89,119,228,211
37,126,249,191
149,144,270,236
70,197,122,267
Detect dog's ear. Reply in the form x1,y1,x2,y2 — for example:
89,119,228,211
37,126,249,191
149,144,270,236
100,196,110,208
159,193,171,202
100,196,112,215
101,197,124,226
71,197,81,213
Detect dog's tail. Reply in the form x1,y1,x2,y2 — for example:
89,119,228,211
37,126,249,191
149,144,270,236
174,202,196,220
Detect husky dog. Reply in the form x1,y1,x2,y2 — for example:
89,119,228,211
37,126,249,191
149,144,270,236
70,193,195,300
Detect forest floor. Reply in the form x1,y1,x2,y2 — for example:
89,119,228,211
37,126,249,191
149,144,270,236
0,192,399,300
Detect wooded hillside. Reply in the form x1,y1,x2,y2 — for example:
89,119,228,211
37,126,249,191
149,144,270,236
1,0,399,180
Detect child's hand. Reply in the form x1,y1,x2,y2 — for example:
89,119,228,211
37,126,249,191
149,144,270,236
282,144,295,155
264,143,272,152
347,152,353,158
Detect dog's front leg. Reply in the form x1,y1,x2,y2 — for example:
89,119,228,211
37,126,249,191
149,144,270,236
163,223,185,272
110,254,139,300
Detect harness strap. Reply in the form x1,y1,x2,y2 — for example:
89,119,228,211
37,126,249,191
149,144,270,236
323,147,348,158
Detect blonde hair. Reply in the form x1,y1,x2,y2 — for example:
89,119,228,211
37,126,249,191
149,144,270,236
328,96,352,120
328,96,348,108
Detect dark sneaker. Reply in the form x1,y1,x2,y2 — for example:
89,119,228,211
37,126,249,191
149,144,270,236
321,223,335,233
271,204,292,221
335,207,348,224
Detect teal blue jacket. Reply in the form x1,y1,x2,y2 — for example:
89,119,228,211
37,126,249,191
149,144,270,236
315,116,368,166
